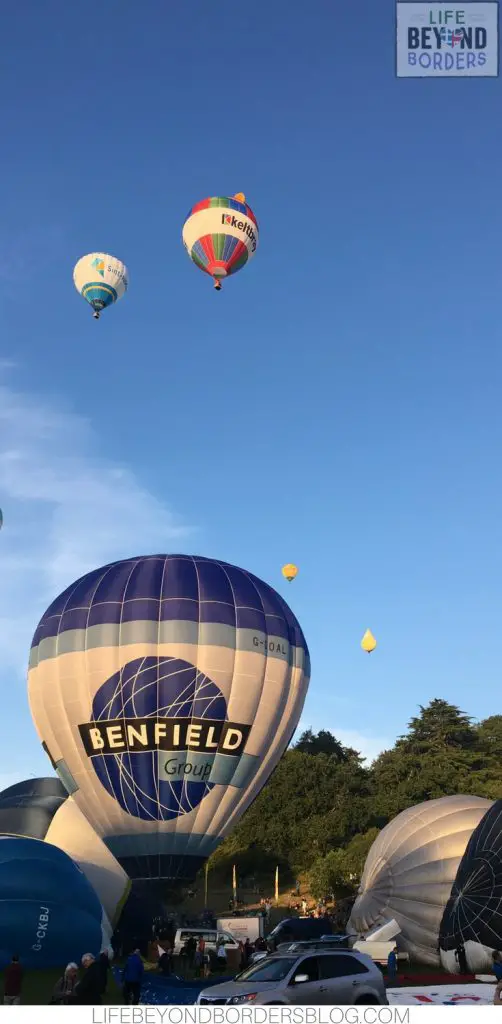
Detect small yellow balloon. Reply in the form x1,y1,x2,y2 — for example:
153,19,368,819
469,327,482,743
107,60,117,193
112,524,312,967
233,192,246,203
282,564,298,583
361,629,377,653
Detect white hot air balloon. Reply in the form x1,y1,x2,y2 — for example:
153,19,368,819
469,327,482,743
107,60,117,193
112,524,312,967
73,253,128,320
46,797,130,927
28,555,310,896
348,795,493,967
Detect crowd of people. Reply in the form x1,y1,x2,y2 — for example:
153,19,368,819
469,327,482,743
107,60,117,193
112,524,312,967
2,950,113,1006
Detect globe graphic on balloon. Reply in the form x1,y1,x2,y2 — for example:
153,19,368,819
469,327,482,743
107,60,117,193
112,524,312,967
90,656,227,821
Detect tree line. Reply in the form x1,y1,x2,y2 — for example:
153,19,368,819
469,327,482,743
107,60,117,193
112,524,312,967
207,699,502,899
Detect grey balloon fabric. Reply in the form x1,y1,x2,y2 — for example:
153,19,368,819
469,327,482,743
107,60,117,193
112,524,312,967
440,798,502,974
0,777,67,839
348,795,493,966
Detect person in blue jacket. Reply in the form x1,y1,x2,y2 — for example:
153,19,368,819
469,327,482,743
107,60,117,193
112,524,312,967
387,948,397,981
492,951,502,981
123,949,144,1005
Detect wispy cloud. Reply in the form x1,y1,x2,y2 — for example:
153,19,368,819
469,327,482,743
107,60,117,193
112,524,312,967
0,368,193,677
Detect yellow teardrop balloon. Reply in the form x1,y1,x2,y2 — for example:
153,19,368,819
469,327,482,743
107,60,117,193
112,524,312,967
361,629,377,653
282,564,298,583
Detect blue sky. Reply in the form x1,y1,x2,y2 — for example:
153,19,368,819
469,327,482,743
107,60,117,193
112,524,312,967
1,0,501,789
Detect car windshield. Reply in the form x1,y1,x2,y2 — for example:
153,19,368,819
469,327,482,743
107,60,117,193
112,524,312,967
235,957,298,983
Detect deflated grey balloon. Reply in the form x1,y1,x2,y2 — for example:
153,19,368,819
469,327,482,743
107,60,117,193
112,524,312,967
348,795,492,967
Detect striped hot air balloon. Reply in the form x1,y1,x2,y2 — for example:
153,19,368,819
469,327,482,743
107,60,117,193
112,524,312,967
28,555,310,896
182,194,259,291
73,253,128,320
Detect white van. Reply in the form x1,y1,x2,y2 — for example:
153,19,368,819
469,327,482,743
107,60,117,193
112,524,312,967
352,939,409,965
173,927,240,957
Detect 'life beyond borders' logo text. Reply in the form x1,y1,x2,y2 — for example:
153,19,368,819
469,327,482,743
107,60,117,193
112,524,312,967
396,2,499,77
222,213,257,252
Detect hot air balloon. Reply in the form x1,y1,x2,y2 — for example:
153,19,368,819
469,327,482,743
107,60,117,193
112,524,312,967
440,799,502,974
281,564,298,583
361,629,377,653
0,778,130,928
182,195,259,291
28,555,310,900
73,253,128,320
348,795,492,967
0,835,111,969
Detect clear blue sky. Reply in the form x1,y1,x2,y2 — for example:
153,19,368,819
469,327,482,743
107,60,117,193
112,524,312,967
1,0,501,786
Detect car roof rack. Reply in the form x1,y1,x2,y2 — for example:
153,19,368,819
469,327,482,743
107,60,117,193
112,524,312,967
278,939,354,953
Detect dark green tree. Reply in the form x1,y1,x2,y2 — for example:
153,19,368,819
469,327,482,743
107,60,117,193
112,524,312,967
294,729,359,762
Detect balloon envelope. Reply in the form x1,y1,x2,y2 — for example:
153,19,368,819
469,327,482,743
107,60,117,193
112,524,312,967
0,777,66,839
0,835,110,969
0,777,130,927
282,564,298,582
28,554,310,886
361,629,377,653
440,798,502,973
182,196,258,288
348,795,492,966
73,253,128,316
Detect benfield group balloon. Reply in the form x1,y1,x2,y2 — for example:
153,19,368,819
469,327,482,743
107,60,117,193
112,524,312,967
182,194,259,291
28,554,310,889
73,253,128,320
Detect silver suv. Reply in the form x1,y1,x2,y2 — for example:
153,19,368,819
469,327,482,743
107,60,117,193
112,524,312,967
196,947,388,1006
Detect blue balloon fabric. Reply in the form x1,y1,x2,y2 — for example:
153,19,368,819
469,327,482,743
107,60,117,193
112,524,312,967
112,968,233,1005
91,655,228,821
0,835,106,969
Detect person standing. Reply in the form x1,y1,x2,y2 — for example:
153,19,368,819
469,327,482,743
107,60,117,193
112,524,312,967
73,954,103,1005
493,951,502,982
3,955,23,1005
217,939,227,972
455,943,469,975
122,949,144,1005
194,936,206,979
97,950,111,999
387,948,397,981
51,963,78,1005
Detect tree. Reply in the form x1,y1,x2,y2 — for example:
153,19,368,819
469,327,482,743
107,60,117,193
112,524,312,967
294,729,360,762
211,701,502,888
342,829,380,882
309,850,347,900
371,699,484,817
403,699,476,752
